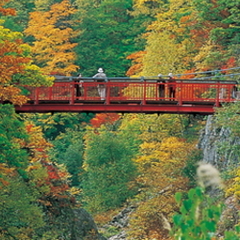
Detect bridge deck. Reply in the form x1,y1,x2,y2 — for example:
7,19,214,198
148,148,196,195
15,78,239,114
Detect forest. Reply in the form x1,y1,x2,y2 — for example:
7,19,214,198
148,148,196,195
0,0,239,239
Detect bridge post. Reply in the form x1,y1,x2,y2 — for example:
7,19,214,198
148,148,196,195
216,81,220,107
178,80,182,106
70,77,74,104
105,78,110,104
142,77,146,105
35,87,39,104
49,86,53,101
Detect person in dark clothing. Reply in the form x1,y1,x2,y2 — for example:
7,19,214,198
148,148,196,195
168,73,176,100
157,74,165,99
75,73,82,97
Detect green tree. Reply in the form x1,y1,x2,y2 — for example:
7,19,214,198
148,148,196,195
83,127,139,213
0,104,45,239
74,0,144,76
21,112,94,140
1,0,35,33
50,129,85,187
192,0,240,70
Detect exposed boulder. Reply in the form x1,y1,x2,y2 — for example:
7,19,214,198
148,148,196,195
71,208,107,240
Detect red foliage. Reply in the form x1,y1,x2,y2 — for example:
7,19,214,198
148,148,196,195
26,124,34,132
90,113,120,128
46,164,60,180
0,0,16,16
221,57,236,74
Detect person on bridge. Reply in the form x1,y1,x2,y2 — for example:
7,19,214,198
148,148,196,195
157,73,165,99
75,73,83,97
168,73,176,100
93,68,107,100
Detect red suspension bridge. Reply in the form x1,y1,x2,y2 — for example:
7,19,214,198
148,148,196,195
15,77,239,115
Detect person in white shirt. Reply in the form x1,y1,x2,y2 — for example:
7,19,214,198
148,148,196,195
93,68,107,100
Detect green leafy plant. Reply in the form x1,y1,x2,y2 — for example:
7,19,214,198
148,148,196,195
172,187,240,240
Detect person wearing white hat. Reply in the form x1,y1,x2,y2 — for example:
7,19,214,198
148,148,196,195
93,68,107,100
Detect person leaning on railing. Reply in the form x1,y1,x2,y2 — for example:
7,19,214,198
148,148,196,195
157,73,166,99
92,68,107,100
75,73,83,97
168,73,176,100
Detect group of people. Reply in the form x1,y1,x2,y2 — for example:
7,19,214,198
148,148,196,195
76,68,176,101
158,73,176,100
76,68,107,100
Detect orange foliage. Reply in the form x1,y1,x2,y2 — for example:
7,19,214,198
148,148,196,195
0,0,16,15
180,69,197,79
0,86,29,105
180,15,191,24
0,11,33,105
126,51,146,76
25,0,78,75
90,113,120,128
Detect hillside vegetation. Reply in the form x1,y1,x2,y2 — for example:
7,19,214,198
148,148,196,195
0,0,239,239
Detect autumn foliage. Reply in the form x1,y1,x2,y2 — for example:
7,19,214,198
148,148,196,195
1,0,240,239
90,113,120,128
0,0,53,105
25,0,78,75
23,122,75,207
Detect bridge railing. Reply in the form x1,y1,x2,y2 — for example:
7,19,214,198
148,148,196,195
24,77,239,106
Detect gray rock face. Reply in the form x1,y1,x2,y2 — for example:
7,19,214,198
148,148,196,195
105,206,136,240
197,115,240,235
71,208,107,240
108,231,126,240
197,115,240,170
109,206,136,229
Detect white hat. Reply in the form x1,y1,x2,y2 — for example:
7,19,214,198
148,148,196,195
168,73,173,77
98,68,104,73
158,73,162,77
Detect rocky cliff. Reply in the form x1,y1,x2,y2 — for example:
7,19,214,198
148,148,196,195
197,115,240,170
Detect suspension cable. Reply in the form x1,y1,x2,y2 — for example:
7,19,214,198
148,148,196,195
147,66,240,78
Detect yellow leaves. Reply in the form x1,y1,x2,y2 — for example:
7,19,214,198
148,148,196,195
25,0,79,75
136,136,193,176
50,0,76,17
21,64,54,87
226,167,240,200
132,0,197,76
67,186,81,196
0,163,14,175
128,115,195,239
0,24,23,42
132,0,163,16
0,86,29,105
0,22,52,103
25,123,53,148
